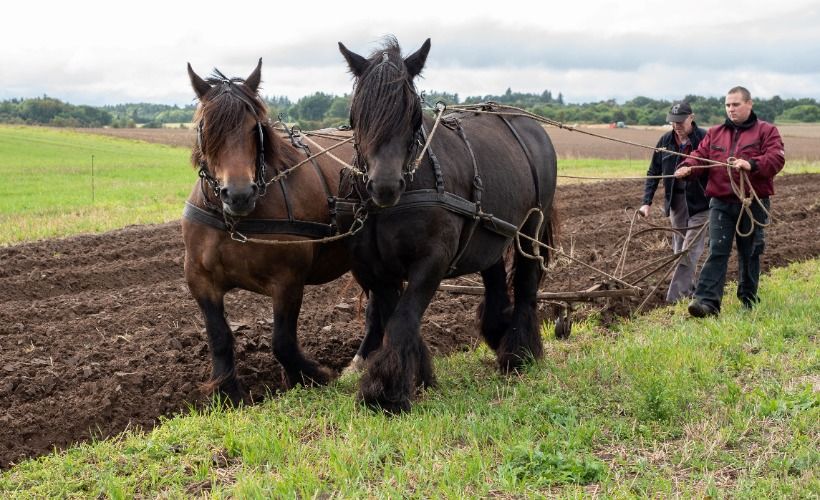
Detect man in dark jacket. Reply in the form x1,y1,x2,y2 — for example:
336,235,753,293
675,86,785,317
639,101,709,302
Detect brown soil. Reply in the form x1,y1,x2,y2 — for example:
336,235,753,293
2,173,818,468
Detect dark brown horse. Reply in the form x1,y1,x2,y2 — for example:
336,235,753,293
338,38,558,412
183,60,354,403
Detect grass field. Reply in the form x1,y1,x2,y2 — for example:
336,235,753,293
0,125,192,245
1,259,816,497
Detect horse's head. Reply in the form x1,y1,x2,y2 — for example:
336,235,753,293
188,59,272,217
339,37,431,208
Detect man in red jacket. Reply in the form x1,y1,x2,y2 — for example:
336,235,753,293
675,86,785,317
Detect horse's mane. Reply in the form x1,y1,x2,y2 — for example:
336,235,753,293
349,36,422,156
191,70,286,171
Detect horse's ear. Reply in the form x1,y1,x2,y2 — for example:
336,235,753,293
245,58,262,93
187,63,211,99
404,38,431,78
338,42,368,77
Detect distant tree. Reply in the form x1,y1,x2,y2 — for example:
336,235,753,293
293,92,333,121
781,104,820,122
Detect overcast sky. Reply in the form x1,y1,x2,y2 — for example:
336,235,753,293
3,0,819,106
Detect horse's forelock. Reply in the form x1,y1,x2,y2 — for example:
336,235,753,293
351,40,421,156
195,80,268,160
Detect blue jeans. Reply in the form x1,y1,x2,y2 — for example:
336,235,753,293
694,197,770,311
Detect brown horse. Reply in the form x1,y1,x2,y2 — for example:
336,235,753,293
183,59,354,403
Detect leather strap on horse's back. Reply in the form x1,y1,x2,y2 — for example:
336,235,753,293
498,115,541,208
448,120,485,273
289,130,338,233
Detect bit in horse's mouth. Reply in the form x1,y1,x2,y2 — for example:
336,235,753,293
223,204,253,217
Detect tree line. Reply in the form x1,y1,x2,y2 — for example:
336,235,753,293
2,91,819,129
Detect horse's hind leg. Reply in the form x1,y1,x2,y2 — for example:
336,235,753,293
193,294,246,405
271,285,334,388
478,259,513,351
497,233,545,371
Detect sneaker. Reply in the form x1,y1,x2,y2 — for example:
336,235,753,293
688,300,718,318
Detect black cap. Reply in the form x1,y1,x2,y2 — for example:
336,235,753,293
666,101,693,123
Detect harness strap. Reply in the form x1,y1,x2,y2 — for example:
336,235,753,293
183,201,335,239
448,120,485,274
367,190,518,239
499,115,541,208
287,127,338,232
419,124,445,193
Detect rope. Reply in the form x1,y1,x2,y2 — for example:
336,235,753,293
300,134,364,176
410,101,447,175
726,164,772,237
230,209,368,246
442,102,772,236
513,207,641,291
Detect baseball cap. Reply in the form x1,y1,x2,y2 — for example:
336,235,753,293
666,101,693,123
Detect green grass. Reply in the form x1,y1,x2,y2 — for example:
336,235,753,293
3,125,819,245
0,125,193,244
2,259,817,497
557,157,820,185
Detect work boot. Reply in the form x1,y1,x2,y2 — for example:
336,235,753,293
740,296,759,310
688,300,718,318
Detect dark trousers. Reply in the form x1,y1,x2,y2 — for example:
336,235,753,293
695,197,770,311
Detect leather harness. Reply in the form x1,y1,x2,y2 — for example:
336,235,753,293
184,111,541,260
184,125,347,241
349,112,542,273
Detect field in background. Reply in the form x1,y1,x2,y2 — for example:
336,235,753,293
0,126,192,244
2,124,818,245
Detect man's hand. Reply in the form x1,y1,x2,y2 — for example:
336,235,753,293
675,166,692,178
638,204,650,217
730,157,752,171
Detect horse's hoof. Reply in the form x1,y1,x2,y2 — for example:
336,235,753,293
296,364,335,387
359,393,412,414
342,354,366,375
218,384,248,407
496,351,530,374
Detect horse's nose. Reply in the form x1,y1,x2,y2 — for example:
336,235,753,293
365,177,405,207
219,183,258,215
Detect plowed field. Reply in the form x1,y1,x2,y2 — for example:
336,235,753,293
2,172,818,468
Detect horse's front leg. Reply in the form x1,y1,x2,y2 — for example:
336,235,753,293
190,289,246,405
271,283,334,388
346,287,401,373
358,267,442,413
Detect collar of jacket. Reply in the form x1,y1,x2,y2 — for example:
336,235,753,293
725,110,758,130
665,123,705,147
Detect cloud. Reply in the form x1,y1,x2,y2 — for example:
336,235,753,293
1,1,818,105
